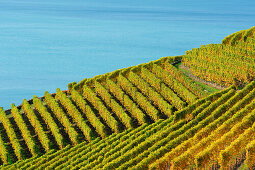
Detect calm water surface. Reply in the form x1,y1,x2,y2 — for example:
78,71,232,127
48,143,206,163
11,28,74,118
0,0,255,109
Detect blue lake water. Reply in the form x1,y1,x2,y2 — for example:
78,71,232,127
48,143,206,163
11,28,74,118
0,0,255,109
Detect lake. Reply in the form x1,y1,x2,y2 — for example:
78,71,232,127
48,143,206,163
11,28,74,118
0,0,255,109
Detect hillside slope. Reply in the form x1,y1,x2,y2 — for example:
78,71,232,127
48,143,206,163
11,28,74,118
0,56,213,166
1,80,255,169
182,26,255,87
0,27,254,169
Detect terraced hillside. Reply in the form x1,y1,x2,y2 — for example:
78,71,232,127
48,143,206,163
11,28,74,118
0,26,255,169
0,56,213,166
1,80,255,169
182,26,255,87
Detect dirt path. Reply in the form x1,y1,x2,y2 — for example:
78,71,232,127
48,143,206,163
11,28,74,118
179,64,228,90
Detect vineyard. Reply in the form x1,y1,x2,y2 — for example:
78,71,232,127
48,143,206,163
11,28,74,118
182,26,255,87
1,80,255,169
0,26,254,169
0,55,211,167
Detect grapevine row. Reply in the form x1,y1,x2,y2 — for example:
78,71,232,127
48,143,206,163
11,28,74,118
0,108,12,164
131,89,236,169
94,80,133,128
162,87,255,169
128,71,173,117
219,121,255,168
22,99,51,152
140,66,186,110
183,27,255,87
105,78,148,124
151,63,198,104
55,88,94,142
163,60,210,98
70,89,107,138
83,84,120,133
117,74,160,121
195,108,255,168
245,139,255,169
44,91,79,145
1,79,254,169
11,104,39,156
0,108,25,161
33,96,65,149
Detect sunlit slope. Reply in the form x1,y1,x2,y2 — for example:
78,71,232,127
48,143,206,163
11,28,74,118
182,26,255,87
2,80,255,169
222,26,255,45
0,56,211,166
1,27,255,169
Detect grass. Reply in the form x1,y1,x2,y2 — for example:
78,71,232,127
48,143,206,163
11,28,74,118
174,63,219,94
